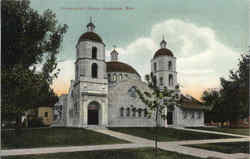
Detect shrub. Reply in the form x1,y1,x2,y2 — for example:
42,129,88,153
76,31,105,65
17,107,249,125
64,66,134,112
29,117,45,127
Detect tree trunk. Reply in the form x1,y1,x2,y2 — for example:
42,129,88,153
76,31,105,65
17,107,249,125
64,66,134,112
15,112,22,135
155,105,159,159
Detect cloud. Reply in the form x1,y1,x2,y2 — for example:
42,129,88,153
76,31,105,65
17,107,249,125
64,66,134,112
53,19,241,99
112,19,240,99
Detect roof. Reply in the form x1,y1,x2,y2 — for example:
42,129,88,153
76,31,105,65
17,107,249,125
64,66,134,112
153,48,174,59
77,32,104,44
106,61,141,77
178,95,209,110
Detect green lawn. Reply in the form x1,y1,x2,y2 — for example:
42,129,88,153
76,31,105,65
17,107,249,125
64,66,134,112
3,148,202,159
186,142,250,154
186,127,250,136
1,128,128,149
109,127,238,141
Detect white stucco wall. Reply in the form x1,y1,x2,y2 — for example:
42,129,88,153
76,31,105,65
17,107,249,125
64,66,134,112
175,106,204,127
108,79,156,127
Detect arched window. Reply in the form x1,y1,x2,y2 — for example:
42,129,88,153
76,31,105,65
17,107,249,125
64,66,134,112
92,47,97,59
108,74,111,81
132,108,136,117
126,108,130,117
120,107,124,117
144,109,148,117
169,74,173,87
92,63,98,78
160,77,163,86
197,112,201,119
154,62,157,72
119,74,123,80
183,111,187,119
191,111,195,119
113,74,117,81
168,61,172,71
138,108,142,117
153,75,157,86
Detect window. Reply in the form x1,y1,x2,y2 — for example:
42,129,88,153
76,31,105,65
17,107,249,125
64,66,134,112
160,77,163,86
154,62,157,72
132,108,136,117
153,75,157,86
119,74,123,80
168,61,172,71
108,74,111,81
91,63,98,78
128,86,137,98
44,112,48,117
138,108,142,117
169,74,173,87
183,111,187,119
144,109,148,117
113,74,117,81
191,111,195,119
92,47,97,59
197,112,201,119
76,65,79,79
120,107,124,117
126,108,130,117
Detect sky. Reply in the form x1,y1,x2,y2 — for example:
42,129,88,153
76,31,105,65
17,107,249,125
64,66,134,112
30,0,249,100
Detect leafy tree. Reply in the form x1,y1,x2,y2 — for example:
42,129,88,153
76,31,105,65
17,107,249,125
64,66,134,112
202,51,249,127
201,89,228,126
135,73,180,158
2,0,68,128
220,52,249,126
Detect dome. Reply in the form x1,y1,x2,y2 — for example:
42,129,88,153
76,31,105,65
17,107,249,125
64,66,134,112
77,32,104,44
106,61,140,77
153,48,174,59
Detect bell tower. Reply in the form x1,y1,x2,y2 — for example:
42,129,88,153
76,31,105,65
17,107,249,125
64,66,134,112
151,35,178,90
74,18,108,128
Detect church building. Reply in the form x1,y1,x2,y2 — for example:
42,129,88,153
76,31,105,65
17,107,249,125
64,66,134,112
53,20,207,128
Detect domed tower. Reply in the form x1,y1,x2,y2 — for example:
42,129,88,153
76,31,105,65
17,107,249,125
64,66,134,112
151,36,177,90
75,18,108,128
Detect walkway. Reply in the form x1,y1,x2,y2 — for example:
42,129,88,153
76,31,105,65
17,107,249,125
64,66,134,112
1,128,250,159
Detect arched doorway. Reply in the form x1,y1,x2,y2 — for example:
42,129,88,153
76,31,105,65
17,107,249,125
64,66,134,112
88,101,100,125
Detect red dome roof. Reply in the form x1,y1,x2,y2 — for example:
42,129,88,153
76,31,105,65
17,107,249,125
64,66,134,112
106,61,140,77
77,32,104,44
153,48,174,59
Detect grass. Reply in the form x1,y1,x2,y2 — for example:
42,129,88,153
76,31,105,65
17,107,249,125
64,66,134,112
186,142,250,154
2,148,202,159
186,127,250,136
109,127,238,141
1,127,128,149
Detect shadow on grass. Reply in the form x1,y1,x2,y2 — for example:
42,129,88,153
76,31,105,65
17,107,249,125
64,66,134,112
186,142,250,154
3,148,202,159
109,127,238,141
1,127,128,149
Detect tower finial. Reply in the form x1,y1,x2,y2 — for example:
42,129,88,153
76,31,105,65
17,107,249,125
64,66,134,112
86,16,95,32
160,34,167,48
111,45,119,61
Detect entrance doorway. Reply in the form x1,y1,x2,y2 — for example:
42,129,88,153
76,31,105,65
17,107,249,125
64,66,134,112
167,111,173,125
88,102,100,125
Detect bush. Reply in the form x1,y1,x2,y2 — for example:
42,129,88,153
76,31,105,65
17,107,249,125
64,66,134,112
29,117,45,127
